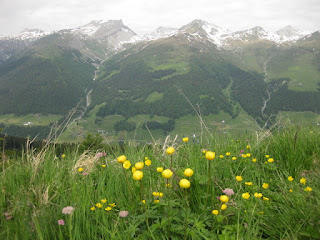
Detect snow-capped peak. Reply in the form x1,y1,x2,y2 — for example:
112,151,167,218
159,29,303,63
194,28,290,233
275,25,307,42
143,26,178,41
69,19,141,50
178,19,230,47
0,29,49,41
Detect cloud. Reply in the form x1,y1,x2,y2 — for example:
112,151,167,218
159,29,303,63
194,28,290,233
0,0,319,36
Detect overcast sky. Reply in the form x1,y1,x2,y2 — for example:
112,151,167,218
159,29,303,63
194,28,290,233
0,0,320,36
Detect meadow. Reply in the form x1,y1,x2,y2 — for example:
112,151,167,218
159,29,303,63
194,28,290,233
1,126,319,239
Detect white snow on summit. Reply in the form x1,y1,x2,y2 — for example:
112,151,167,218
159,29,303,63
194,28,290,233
0,29,49,41
70,20,106,36
143,27,178,41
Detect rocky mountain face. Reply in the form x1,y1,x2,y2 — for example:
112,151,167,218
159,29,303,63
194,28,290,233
0,19,319,125
0,29,48,63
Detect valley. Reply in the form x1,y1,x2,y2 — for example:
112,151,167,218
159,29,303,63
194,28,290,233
0,19,319,142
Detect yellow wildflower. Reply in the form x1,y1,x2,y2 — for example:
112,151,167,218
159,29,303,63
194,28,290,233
288,176,294,181
62,154,66,158
135,162,144,170
236,176,243,182
184,168,194,177
246,145,250,149
141,200,146,204
162,169,173,178
220,155,224,159
265,155,270,158
179,179,191,189
262,183,269,189
226,152,231,156
145,159,152,166
252,158,257,162
220,195,229,203
245,182,253,186
242,192,250,199
78,168,84,172
254,193,263,198
289,189,293,192
263,197,269,201
166,183,172,188
221,204,227,210
123,160,131,169
105,207,112,211
205,151,215,160
117,155,126,163
300,178,306,185
101,199,107,204
90,207,96,211
166,147,175,155
304,187,312,192
212,210,219,215
131,167,136,173
159,192,164,197
154,200,160,203
268,158,274,163
156,167,164,172
95,203,102,208
133,170,143,180
232,157,237,160
101,164,106,168
183,137,189,142
109,203,116,207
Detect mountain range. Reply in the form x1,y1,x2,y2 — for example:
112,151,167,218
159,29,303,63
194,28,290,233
0,19,319,139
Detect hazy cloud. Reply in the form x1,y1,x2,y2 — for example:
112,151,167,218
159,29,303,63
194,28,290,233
0,0,319,36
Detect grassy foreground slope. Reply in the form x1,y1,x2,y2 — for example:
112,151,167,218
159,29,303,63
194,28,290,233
1,126,320,239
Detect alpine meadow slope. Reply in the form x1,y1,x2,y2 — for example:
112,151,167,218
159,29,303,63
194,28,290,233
0,19,319,140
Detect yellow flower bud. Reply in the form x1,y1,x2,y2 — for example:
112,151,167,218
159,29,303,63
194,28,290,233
166,147,175,155
133,170,143,180
242,192,250,199
300,178,306,185
135,162,144,170
205,151,215,160
162,169,173,178
221,204,227,210
179,179,191,189
183,168,194,177
212,210,219,215
220,195,229,203
117,155,126,163
123,160,131,169
156,167,164,172
236,176,243,182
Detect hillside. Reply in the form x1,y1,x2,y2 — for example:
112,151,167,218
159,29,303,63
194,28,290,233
0,20,319,140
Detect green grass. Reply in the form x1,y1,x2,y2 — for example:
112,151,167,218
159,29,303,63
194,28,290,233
1,126,320,239
0,114,62,126
58,109,261,144
276,111,320,125
145,92,164,103
268,53,320,92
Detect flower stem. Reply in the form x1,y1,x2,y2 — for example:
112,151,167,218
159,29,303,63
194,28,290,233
122,168,132,200
204,160,211,213
140,180,144,201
